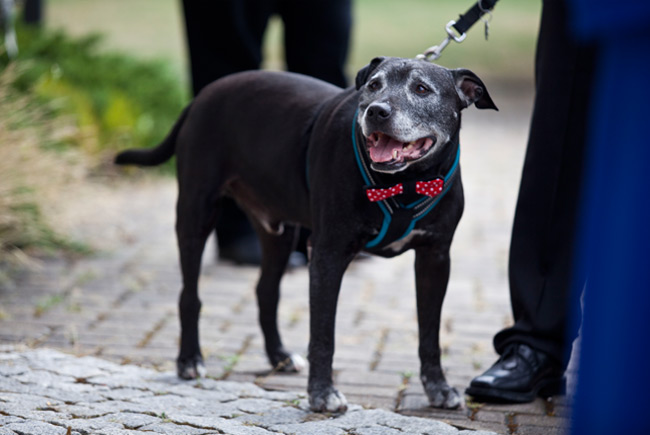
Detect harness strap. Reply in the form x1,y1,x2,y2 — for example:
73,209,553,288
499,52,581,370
352,113,460,249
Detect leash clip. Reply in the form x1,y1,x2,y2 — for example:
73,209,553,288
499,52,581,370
416,20,466,62
478,0,493,40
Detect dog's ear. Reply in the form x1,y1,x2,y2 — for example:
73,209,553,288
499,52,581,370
451,68,498,111
356,57,386,90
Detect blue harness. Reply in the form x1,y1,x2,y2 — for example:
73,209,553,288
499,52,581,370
351,116,460,249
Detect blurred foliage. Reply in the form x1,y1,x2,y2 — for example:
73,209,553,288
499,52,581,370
1,22,187,156
0,22,187,265
0,64,90,266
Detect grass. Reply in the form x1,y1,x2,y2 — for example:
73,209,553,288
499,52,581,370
46,0,188,80
4,23,186,155
34,293,65,317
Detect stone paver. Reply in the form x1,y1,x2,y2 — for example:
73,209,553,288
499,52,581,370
0,346,495,435
0,84,574,434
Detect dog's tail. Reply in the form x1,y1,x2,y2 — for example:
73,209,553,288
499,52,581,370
114,104,190,166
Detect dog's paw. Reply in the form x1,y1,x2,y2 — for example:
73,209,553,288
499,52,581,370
422,377,463,409
275,353,306,373
270,349,306,373
177,355,206,380
309,387,348,413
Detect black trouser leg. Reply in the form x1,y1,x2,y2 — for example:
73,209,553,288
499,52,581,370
279,0,352,88
493,0,597,366
181,0,273,94
181,0,274,260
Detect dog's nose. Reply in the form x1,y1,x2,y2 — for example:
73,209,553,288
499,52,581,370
366,103,392,121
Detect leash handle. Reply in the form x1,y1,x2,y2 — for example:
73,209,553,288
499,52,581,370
453,0,498,36
417,0,499,62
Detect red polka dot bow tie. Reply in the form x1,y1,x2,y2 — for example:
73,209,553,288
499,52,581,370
365,179,444,202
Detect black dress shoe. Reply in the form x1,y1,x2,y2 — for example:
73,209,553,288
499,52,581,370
465,343,565,403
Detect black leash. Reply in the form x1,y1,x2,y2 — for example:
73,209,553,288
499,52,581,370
417,0,499,62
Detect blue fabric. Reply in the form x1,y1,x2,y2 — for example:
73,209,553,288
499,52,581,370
568,5,650,433
569,0,650,39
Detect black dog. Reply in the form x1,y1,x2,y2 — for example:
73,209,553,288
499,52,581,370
115,57,497,412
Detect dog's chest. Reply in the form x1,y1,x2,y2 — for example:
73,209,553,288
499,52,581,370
380,229,430,253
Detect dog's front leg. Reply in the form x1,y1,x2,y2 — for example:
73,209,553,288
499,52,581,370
307,245,354,413
414,245,462,409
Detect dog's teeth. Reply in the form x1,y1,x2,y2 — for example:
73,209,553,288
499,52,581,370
405,144,414,151
392,149,399,159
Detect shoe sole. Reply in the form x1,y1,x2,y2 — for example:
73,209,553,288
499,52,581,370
465,376,565,403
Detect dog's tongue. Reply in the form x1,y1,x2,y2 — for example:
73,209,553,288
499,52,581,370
368,134,404,163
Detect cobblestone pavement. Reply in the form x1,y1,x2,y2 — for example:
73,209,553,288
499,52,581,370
0,84,574,434
0,346,497,435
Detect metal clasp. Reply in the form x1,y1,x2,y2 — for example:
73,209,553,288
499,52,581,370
445,20,467,43
416,20,467,62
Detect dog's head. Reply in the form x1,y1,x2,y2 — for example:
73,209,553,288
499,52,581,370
355,57,497,174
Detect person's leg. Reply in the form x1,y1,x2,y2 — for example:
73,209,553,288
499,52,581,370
181,0,275,264
467,0,597,402
495,1,597,364
23,0,43,25
276,0,352,260
181,0,272,94
278,0,352,88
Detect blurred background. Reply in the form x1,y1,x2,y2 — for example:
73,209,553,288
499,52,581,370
0,0,540,274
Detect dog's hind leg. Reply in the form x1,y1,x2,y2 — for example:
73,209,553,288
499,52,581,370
175,186,221,380
253,222,306,373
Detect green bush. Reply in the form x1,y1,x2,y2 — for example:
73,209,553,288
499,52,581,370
2,23,187,155
0,23,187,265
0,66,89,260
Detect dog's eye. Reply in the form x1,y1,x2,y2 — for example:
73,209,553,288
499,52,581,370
367,80,381,91
415,84,431,95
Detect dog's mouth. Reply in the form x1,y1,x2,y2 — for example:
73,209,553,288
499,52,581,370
365,132,436,166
